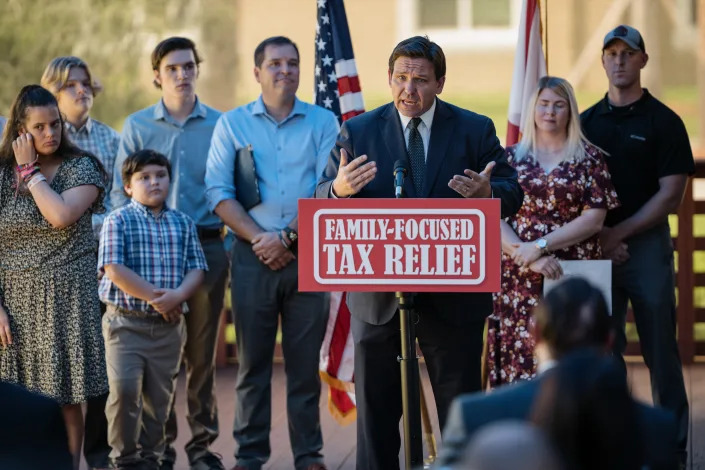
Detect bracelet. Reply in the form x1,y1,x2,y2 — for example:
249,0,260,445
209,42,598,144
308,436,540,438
16,155,39,171
26,173,46,190
21,167,41,183
19,164,40,179
18,163,39,176
278,231,292,249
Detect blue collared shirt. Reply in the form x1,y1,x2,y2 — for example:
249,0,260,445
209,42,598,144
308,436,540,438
98,199,208,315
205,96,339,232
111,98,222,228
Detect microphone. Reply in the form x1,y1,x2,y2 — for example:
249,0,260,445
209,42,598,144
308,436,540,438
393,159,408,198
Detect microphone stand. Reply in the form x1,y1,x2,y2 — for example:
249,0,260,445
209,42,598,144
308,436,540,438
394,169,424,469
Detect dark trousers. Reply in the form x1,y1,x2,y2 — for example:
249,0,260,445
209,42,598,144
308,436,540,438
352,309,486,470
84,394,110,467
163,238,228,464
85,299,111,468
230,240,328,470
611,224,689,461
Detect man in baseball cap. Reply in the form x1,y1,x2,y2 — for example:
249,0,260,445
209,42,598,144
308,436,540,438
603,24,646,52
582,24,693,469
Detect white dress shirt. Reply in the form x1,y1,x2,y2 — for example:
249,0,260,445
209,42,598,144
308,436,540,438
397,98,437,162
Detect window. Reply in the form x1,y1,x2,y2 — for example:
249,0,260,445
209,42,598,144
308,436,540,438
399,0,522,51
418,0,456,28
472,0,511,27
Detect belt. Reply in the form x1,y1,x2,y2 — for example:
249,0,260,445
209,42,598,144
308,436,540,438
197,226,222,240
107,305,165,321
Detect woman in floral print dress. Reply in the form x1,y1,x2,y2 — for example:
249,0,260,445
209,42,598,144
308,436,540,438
0,85,108,469
487,77,620,387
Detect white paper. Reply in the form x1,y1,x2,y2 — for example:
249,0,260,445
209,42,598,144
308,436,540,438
542,260,612,316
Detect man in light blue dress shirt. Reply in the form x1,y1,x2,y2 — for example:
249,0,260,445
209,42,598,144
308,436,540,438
205,36,338,470
110,37,227,470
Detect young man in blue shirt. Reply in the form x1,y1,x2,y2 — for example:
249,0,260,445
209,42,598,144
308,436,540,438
111,37,227,470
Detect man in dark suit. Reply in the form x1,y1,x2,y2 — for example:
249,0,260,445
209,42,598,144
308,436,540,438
438,278,679,470
0,381,72,470
315,36,523,470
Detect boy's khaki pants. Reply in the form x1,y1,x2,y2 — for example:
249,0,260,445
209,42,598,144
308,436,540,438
103,306,186,468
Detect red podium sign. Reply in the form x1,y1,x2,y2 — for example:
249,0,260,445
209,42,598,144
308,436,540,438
298,198,501,292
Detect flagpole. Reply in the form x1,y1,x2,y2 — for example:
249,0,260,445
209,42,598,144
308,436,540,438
542,0,549,74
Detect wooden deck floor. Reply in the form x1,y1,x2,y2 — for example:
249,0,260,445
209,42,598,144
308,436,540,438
82,363,705,470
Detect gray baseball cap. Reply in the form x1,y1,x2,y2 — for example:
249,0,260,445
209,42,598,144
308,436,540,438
603,25,646,52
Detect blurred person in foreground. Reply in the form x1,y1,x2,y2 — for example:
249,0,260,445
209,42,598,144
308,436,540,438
42,54,120,470
581,25,693,467
531,350,641,470
439,278,679,470
441,421,561,470
0,381,73,470
487,76,619,387
0,85,108,469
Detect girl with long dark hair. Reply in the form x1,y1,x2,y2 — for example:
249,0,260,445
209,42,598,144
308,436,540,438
0,85,108,469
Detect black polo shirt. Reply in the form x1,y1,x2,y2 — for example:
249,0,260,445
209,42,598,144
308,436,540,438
581,89,694,227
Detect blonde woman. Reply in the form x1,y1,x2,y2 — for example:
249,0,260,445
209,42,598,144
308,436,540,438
487,76,620,387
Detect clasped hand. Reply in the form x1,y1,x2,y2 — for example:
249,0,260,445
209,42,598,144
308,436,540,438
252,232,294,271
528,256,563,280
600,227,630,265
149,288,183,323
511,242,543,267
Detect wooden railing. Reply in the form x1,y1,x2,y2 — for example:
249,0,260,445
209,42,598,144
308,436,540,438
676,168,697,364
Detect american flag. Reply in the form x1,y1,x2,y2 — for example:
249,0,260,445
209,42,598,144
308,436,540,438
314,0,363,425
314,0,364,123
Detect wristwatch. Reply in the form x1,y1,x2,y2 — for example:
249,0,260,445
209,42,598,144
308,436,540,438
535,238,549,255
282,227,298,252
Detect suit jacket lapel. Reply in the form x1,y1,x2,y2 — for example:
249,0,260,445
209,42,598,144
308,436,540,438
380,104,417,198
424,99,454,197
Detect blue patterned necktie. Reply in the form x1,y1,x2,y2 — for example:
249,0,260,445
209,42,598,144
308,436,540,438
407,117,425,195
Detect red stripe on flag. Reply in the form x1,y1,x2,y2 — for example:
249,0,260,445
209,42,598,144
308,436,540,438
338,75,361,96
506,123,520,147
331,388,356,415
342,109,364,121
524,0,539,61
326,293,351,376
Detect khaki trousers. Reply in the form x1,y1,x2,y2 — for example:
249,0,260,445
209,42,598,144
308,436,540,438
103,306,186,468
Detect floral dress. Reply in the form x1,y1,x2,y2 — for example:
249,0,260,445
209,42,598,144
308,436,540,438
487,143,619,387
0,156,108,404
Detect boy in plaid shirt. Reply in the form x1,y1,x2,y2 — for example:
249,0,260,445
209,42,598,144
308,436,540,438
98,149,207,469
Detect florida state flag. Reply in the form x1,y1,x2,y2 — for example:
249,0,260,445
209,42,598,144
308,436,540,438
506,0,547,146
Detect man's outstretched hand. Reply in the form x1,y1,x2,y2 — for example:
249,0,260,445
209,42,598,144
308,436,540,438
331,148,377,197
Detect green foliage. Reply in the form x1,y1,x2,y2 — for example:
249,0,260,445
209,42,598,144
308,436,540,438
0,0,236,131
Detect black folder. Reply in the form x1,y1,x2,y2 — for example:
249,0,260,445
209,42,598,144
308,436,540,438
234,144,261,211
